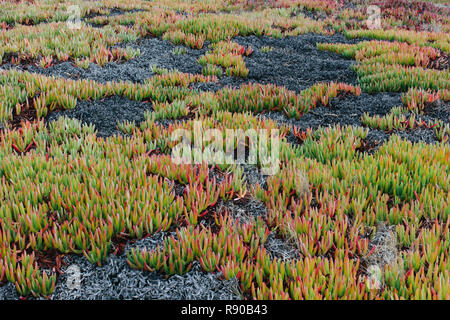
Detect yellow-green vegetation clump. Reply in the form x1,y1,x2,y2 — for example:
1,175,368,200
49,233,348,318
318,40,450,92
0,0,449,300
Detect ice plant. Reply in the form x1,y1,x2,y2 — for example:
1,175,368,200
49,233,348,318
0,0,449,301
401,88,448,113
216,82,360,119
198,41,252,78
319,40,450,93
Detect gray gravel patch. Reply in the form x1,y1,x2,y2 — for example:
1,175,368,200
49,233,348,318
49,255,240,300
0,231,241,300
46,95,153,137
9,37,208,84
192,33,360,93
0,282,20,300
259,92,402,132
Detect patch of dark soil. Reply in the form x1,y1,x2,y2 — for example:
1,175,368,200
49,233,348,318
358,127,438,155
359,129,388,154
258,92,445,147
297,7,327,20
84,7,145,20
238,33,359,90
46,96,153,137
9,101,38,130
167,178,186,198
424,100,450,123
427,52,449,70
111,233,134,256
366,108,447,146
86,21,109,29
84,8,146,28
394,127,438,144
13,38,209,84
34,249,66,274
1,51,36,67
193,33,360,93
0,22,12,30
259,92,402,132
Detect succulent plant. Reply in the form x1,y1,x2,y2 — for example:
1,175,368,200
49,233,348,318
0,0,449,301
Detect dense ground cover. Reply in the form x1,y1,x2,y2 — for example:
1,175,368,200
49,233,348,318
0,0,449,300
